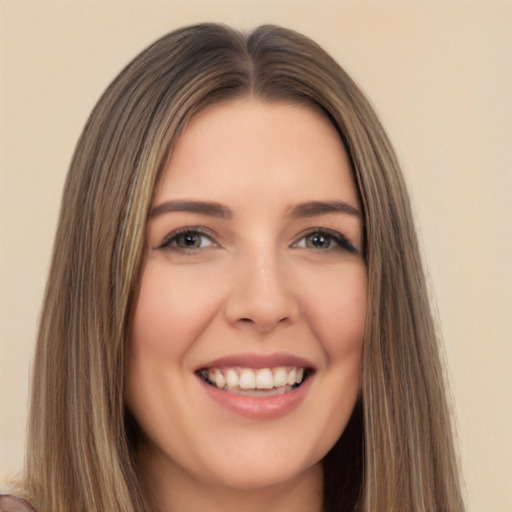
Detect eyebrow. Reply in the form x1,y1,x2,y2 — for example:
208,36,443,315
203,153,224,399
150,199,361,220
151,200,233,219
288,200,361,219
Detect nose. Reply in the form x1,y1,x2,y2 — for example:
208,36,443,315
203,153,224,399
223,250,299,332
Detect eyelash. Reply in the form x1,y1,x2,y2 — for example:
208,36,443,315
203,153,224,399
157,226,358,254
157,226,217,251
291,228,358,254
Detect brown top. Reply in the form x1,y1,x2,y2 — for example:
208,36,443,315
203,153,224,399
0,495,37,512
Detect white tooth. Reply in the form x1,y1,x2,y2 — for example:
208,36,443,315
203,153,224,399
208,369,216,383
273,367,288,387
255,369,274,389
215,369,226,389
296,367,304,384
239,369,256,389
226,368,239,388
287,368,297,386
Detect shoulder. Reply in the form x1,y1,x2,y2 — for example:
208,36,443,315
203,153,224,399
0,494,37,512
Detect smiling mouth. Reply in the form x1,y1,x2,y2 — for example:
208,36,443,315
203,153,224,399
198,366,312,396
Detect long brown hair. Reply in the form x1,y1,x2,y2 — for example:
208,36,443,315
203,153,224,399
23,24,464,511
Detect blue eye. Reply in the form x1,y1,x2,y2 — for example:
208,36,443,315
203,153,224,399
293,229,358,254
159,228,215,251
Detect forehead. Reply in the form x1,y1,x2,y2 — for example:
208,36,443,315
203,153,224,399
155,97,358,208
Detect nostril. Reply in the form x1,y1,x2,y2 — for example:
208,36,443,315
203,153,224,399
236,314,290,331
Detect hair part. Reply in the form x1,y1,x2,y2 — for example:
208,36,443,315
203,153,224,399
24,23,464,512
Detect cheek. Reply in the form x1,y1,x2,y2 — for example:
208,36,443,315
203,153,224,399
299,265,366,455
126,262,224,438
126,263,223,423
130,262,221,359
304,264,367,358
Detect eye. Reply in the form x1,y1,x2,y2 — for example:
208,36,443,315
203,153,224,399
158,227,216,251
292,228,358,254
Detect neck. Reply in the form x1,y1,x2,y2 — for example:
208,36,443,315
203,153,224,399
137,446,324,512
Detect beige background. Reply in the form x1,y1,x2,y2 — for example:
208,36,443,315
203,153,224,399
1,1,511,510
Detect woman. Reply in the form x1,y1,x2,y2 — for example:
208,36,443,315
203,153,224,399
4,23,464,511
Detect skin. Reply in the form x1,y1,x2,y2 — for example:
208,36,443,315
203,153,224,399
126,97,367,512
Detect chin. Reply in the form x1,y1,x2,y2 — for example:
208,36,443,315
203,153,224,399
204,458,323,492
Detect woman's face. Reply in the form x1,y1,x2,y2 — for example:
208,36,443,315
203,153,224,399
126,98,366,495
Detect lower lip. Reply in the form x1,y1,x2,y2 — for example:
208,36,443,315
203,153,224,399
199,375,313,420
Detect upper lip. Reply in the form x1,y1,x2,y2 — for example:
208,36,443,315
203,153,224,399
196,352,317,371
